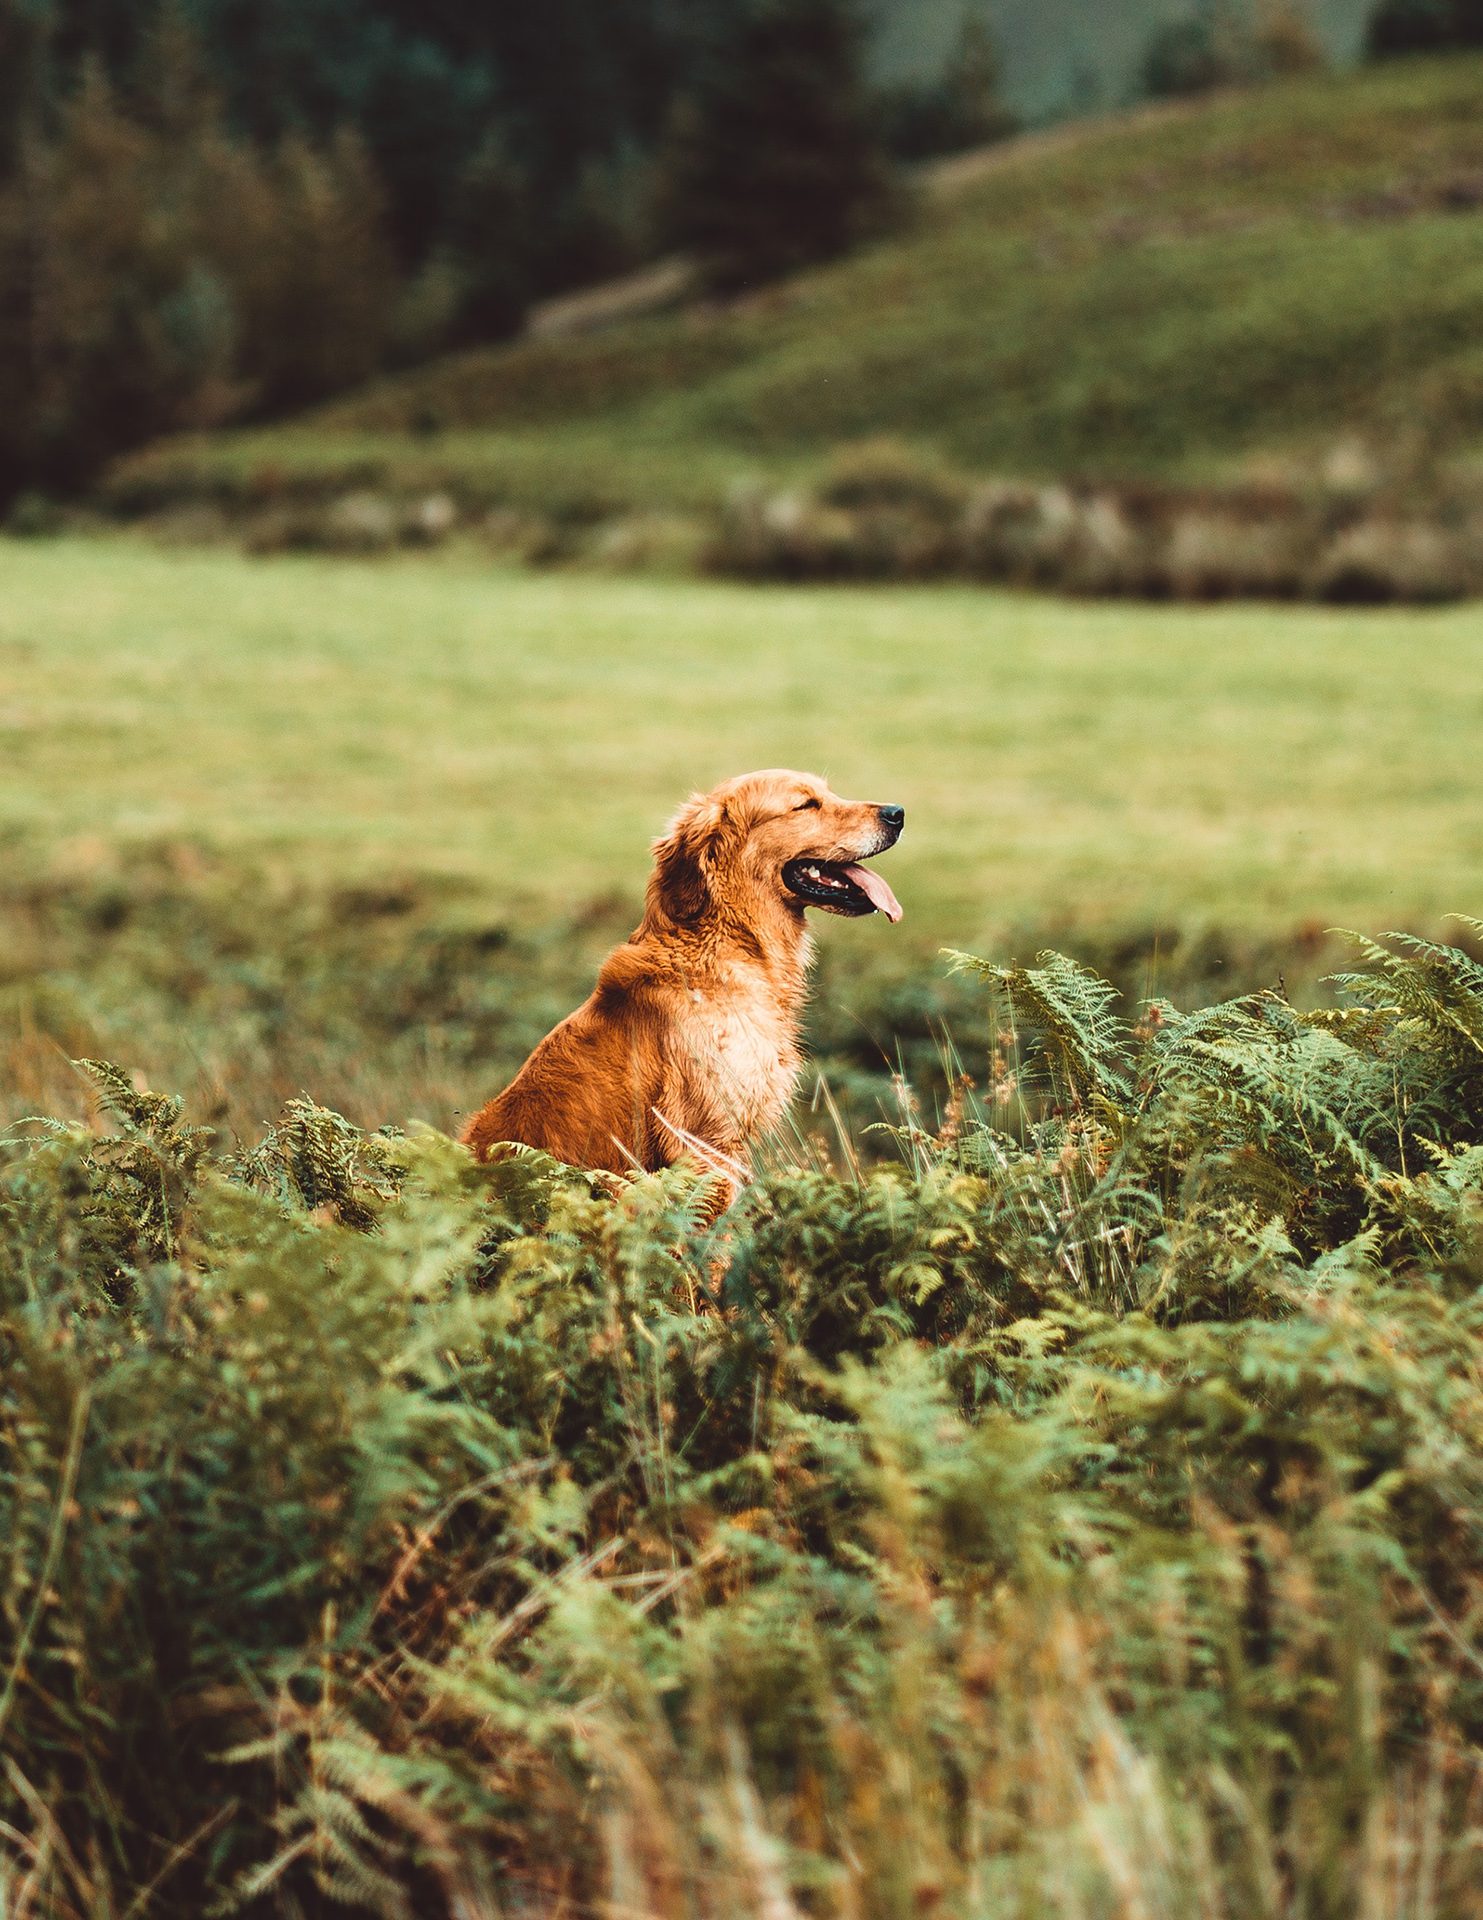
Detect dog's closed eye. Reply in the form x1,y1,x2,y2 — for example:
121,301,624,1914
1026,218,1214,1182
793,797,821,812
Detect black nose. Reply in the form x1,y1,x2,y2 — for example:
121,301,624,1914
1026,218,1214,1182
878,804,905,832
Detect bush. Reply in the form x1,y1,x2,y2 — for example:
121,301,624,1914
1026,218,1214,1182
1309,515,1470,602
1255,0,1329,70
1141,3,1249,95
698,448,1483,604
241,489,464,555
3,927,1483,1914
1142,0,1326,97
1161,503,1308,597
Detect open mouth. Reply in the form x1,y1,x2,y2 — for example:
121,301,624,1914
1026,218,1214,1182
782,856,903,922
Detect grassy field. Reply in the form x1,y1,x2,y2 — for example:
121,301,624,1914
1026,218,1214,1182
6,536,1483,932
4,533,1482,1138
104,58,1483,524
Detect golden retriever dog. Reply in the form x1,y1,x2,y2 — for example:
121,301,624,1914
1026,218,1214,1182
462,770,903,1192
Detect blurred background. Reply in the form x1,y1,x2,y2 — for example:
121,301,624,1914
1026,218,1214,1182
3,0,1483,1138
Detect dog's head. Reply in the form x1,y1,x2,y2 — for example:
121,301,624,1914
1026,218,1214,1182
648,770,903,932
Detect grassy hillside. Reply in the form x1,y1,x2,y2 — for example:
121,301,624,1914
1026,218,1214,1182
105,58,1483,527
4,536,1483,1140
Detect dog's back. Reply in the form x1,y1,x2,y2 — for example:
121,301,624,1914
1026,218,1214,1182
463,958,670,1171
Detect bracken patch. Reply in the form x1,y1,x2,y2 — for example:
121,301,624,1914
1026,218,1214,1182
2,927,1482,1915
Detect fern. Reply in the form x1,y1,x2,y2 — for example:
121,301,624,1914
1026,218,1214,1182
1145,993,1390,1187
231,1096,404,1229
1,940,1482,1918
1332,927,1483,1059
945,947,1133,1108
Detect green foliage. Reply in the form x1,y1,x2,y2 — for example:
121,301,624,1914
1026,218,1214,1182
419,135,533,353
707,453,1474,600
947,947,1134,1107
1142,0,1328,95
1142,2,1254,94
0,44,400,496
2,929,1482,1915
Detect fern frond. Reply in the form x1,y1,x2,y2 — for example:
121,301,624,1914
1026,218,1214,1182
1332,927,1483,1059
945,948,1132,1107
232,1098,402,1229
1148,995,1388,1185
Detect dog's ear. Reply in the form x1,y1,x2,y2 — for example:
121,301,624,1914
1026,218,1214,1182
650,794,726,925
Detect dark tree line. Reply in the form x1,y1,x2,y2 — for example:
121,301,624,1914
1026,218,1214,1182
4,0,899,295
0,0,1022,500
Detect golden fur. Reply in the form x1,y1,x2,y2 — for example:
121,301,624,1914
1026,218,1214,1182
462,770,903,1189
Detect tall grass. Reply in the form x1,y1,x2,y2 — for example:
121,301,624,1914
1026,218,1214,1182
2,927,1481,1916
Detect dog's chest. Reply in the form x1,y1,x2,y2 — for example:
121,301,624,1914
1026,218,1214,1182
681,979,801,1138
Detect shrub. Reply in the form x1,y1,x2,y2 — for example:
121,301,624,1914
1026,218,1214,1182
960,481,1150,591
1141,4,1252,96
815,434,969,516
1160,503,1309,597
580,510,708,573
698,452,1483,604
1141,0,1326,97
3,491,66,539
814,436,969,574
242,489,464,555
707,482,864,578
1310,515,1471,602
1252,0,1329,73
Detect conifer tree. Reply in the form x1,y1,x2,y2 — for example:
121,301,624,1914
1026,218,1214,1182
657,0,892,292
878,15,1016,161
438,133,531,345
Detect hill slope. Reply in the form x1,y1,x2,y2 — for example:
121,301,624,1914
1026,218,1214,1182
107,57,1483,524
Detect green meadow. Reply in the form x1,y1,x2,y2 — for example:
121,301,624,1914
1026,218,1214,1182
5,533,1483,1918
6,536,1482,936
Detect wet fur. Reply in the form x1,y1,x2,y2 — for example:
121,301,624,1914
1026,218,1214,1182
462,770,899,1190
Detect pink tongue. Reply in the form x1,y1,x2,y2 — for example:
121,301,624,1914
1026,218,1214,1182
842,863,903,923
